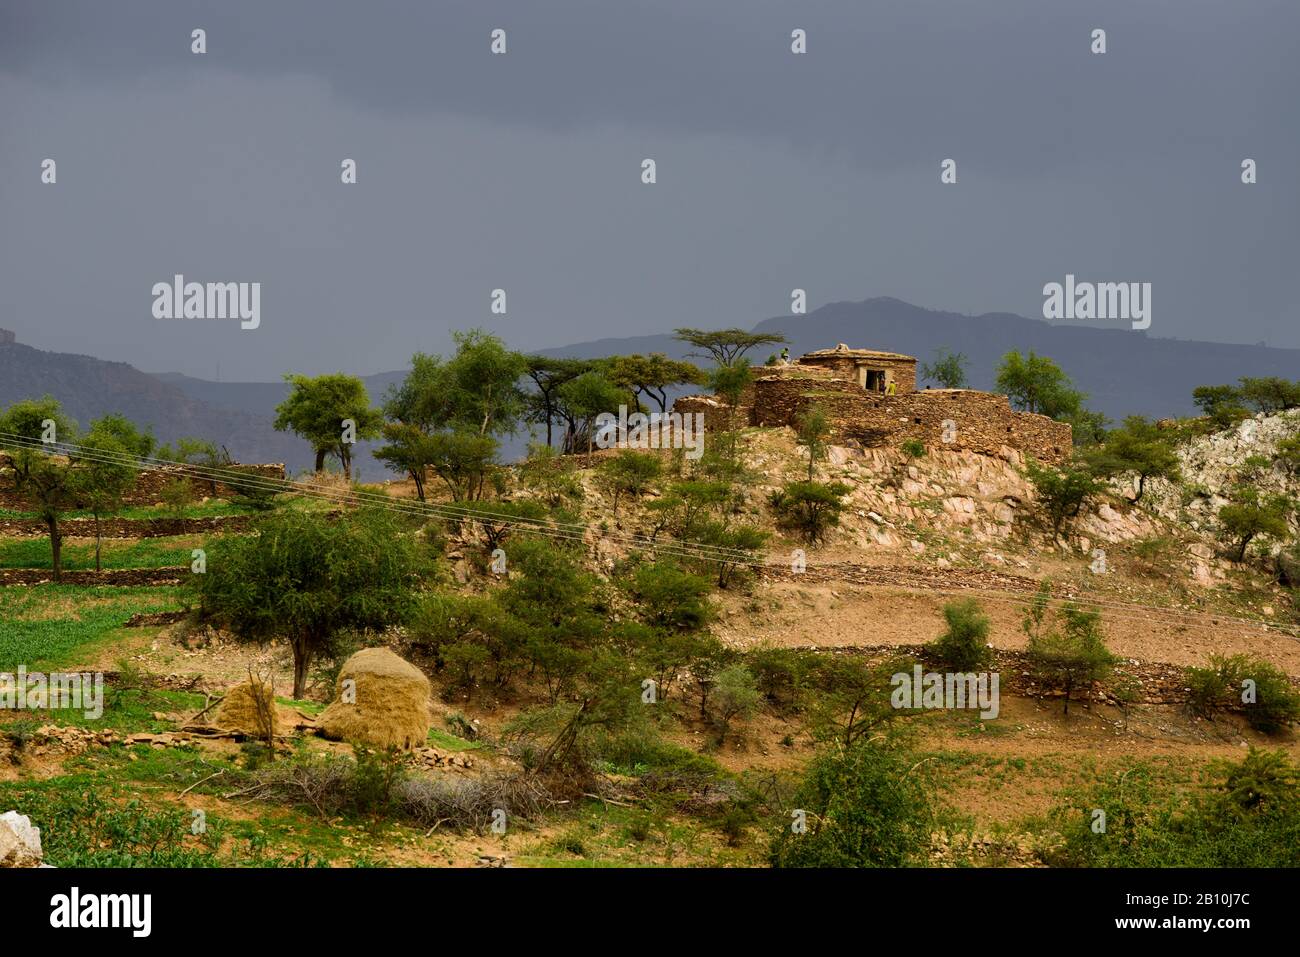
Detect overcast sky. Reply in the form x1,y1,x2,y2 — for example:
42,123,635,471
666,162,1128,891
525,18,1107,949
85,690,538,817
2,0,1296,380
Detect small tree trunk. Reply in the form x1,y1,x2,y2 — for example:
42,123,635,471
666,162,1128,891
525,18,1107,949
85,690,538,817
314,448,326,473
292,637,312,699
46,515,63,583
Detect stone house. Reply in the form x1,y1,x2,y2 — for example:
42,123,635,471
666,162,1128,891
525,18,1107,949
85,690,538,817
674,343,1071,463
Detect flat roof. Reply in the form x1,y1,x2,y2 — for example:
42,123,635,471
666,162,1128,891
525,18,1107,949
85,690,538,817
798,344,916,362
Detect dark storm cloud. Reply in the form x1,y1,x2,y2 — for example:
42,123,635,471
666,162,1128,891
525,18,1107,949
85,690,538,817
1,0,1296,379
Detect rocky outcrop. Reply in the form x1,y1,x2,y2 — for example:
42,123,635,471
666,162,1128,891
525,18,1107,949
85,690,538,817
1146,411,1300,545
0,812,43,868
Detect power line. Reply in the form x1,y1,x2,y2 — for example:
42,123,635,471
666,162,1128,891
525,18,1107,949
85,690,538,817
2,430,1294,638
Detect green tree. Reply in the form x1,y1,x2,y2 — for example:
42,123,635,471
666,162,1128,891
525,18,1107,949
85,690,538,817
82,413,155,459
769,736,938,868
1022,587,1115,715
1086,415,1181,503
709,359,753,461
995,350,1085,420
192,508,425,697
1238,376,1300,414
523,356,593,448
920,349,968,389
795,404,831,481
928,599,993,672
607,353,706,413
274,373,382,479
1218,487,1292,562
0,397,79,581
1024,458,1102,536
376,333,527,496
73,415,152,571
555,370,624,458
711,663,760,746
769,480,851,543
672,327,787,368
1192,384,1249,429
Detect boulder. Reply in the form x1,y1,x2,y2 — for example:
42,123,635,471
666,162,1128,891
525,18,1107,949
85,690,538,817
0,812,43,867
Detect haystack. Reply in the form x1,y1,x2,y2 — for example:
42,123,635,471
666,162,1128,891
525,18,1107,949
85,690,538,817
317,648,431,750
212,680,283,737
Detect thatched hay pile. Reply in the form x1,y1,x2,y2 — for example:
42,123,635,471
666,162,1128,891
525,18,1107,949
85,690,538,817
318,648,431,750
212,680,283,737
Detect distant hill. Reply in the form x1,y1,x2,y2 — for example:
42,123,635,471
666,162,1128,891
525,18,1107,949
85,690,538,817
0,339,303,468
539,297,1300,423
7,298,1298,475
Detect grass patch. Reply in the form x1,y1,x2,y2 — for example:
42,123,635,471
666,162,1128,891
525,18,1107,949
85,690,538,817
0,585,182,670
0,535,201,571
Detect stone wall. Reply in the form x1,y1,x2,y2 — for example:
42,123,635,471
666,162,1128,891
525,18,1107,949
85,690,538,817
671,394,751,436
790,388,1071,463
673,377,1070,464
0,457,285,509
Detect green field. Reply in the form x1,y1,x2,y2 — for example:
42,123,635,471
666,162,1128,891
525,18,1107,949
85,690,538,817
0,585,182,670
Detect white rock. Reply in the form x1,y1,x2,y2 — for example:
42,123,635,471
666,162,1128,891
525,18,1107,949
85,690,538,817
0,812,43,867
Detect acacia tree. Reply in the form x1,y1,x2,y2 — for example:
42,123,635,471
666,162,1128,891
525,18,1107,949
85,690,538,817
1218,488,1292,562
554,370,624,458
673,328,787,368
73,414,152,571
607,353,706,413
192,508,425,698
274,373,382,479
1024,458,1102,536
524,356,597,447
0,397,79,581
376,332,527,498
1086,415,1181,503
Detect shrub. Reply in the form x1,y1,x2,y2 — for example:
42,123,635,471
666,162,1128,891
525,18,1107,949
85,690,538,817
1185,654,1300,733
158,477,196,518
712,664,760,746
768,480,851,543
1022,587,1115,714
927,598,993,671
899,438,926,459
1045,750,1300,867
769,737,938,868
1024,459,1102,536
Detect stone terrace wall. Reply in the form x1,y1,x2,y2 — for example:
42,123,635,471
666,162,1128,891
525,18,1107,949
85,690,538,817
122,463,286,505
790,388,1071,463
671,395,751,436
0,457,285,509
751,373,863,427
671,369,1071,464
